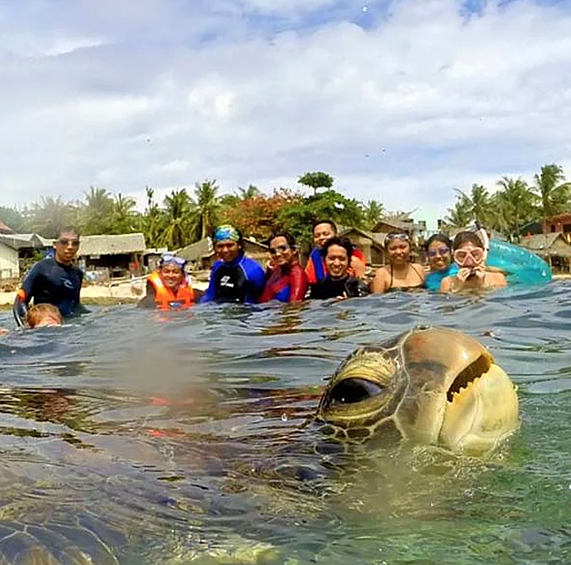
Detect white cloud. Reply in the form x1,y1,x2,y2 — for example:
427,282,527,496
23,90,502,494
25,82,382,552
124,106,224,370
1,0,571,226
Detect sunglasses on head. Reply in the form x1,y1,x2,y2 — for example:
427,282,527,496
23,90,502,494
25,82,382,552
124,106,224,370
386,233,409,243
160,255,186,268
454,248,484,264
269,245,290,255
427,246,450,258
55,238,80,247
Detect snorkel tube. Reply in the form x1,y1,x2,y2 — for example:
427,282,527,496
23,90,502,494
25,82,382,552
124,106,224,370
470,222,552,285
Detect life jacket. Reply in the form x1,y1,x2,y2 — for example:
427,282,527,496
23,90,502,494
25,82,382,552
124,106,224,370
147,271,195,310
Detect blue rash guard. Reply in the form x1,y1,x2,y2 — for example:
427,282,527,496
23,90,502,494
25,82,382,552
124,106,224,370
201,253,266,304
425,263,459,291
13,257,85,326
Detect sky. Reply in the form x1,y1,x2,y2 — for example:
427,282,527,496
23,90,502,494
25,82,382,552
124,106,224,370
1,0,571,228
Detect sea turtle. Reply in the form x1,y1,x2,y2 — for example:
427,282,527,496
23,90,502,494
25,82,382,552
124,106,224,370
0,326,519,564
315,326,519,455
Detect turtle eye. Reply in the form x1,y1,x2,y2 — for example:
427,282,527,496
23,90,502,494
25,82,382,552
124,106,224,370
329,378,384,405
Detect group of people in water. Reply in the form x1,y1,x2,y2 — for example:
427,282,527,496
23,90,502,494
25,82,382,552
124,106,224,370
6,219,508,326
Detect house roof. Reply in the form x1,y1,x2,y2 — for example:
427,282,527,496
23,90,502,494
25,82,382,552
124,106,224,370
340,227,386,247
0,233,52,250
177,237,268,262
78,233,146,256
519,233,571,256
177,238,213,262
0,221,15,234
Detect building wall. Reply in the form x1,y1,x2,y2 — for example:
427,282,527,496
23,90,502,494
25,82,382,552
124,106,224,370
543,214,571,243
0,242,19,279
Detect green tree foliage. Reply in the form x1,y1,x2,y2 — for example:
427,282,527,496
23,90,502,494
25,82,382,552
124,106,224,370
141,187,165,248
80,187,115,235
278,189,365,243
192,180,221,240
363,200,385,230
444,193,473,228
28,196,79,238
109,193,141,234
159,189,195,250
0,206,27,232
493,177,536,239
532,164,571,220
297,172,334,195
221,188,302,242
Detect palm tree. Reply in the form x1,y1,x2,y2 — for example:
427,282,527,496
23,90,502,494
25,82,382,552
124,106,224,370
142,187,165,248
363,199,384,230
532,164,571,220
494,177,536,239
193,180,221,240
453,184,493,226
160,189,195,249
80,187,114,234
28,196,78,238
110,193,140,234
236,184,261,200
445,194,473,228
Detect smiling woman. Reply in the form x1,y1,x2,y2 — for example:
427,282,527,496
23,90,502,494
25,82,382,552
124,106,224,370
260,233,308,303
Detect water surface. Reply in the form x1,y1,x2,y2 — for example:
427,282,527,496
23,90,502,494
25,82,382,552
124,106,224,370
0,282,570,564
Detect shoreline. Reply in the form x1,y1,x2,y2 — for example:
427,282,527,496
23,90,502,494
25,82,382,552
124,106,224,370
1,274,569,310
0,280,209,309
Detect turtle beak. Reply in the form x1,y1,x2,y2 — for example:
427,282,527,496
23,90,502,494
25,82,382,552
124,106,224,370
439,357,519,454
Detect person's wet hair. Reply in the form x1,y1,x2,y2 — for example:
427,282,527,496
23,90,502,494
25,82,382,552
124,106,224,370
453,231,483,250
312,220,338,235
25,304,63,328
269,232,297,249
56,226,79,239
322,237,353,260
425,233,452,252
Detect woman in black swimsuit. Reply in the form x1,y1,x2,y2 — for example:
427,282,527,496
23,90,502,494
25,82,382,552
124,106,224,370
371,232,425,293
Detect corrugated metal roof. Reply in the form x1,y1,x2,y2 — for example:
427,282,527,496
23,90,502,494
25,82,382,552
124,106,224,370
0,233,52,250
78,233,146,256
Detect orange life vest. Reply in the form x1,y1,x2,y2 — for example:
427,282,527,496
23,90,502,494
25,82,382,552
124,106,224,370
147,271,195,310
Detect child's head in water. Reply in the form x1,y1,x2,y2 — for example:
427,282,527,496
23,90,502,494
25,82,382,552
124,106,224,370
25,304,64,328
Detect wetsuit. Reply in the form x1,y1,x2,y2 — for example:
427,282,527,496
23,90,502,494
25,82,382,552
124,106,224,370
425,264,459,291
13,257,85,326
305,247,366,284
201,253,266,304
310,276,369,300
260,263,308,303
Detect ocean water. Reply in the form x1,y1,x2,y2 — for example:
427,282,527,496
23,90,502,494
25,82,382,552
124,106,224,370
0,282,570,565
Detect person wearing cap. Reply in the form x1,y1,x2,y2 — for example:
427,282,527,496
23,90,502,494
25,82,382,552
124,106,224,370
371,231,425,293
13,226,87,327
138,254,198,310
201,225,266,304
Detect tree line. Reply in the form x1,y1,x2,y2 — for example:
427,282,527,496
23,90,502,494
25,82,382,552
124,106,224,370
444,164,571,239
0,173,386,250
1,165,569,250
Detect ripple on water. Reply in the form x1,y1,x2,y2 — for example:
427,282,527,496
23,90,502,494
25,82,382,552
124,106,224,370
0,281,569,564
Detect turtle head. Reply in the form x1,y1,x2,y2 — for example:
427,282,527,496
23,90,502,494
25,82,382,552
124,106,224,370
317,327,519,455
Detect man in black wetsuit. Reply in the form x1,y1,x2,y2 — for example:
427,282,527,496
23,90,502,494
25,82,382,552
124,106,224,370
309,237,369,300
13,227,87,327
